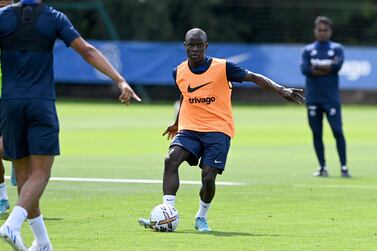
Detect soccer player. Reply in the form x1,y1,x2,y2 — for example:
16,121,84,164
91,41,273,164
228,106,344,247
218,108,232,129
301,16,350,178
0,0,14,217
0,0,141,250
139,28,304,232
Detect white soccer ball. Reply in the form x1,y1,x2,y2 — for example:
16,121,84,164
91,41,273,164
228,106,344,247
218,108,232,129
150,204,179,232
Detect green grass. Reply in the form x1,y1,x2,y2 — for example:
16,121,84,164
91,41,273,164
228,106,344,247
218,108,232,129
1,102,376,250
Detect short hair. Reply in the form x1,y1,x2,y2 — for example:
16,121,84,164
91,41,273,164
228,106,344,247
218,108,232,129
185,28,207,42
315,16,333,28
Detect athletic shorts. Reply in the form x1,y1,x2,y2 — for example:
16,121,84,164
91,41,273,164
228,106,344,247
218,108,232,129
1,99,60,160
170,130,231,174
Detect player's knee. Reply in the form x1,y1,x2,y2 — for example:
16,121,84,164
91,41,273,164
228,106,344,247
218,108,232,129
164,156,178,173
201,168,217,187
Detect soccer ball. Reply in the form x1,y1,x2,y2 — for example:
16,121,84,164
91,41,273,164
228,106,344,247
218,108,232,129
150,204,179,232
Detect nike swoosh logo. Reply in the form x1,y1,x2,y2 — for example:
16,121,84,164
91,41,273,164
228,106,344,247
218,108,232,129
187,82,212,93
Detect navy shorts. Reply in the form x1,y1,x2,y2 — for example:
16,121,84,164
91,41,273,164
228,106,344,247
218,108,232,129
1,99,60,160
170,130,231,174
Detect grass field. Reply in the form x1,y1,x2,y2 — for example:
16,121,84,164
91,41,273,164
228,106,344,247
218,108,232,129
0,101,376,251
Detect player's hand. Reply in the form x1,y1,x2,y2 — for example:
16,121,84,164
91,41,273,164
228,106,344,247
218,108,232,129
118,81,141,105
279,87,305,104
162,123,178,140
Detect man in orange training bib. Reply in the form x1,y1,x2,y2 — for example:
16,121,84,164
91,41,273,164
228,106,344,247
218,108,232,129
139,28,304,232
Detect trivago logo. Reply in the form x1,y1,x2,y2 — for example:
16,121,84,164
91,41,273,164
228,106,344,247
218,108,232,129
188,96,216,105
339,60,372,81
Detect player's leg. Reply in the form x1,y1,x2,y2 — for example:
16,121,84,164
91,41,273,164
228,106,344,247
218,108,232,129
22,100,58,250
19,155,54,250
307,105,327,176
139,146,191,229
163,145,192,205
325,105,350,177
194,166,218,231
162,130,201,207
0,137,10,215
139,131,199,229
0,100,28,250
195,132,230,232
0,158,29,251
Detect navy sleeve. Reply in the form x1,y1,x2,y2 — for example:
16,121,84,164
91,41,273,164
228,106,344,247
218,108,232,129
226,61,247,82
301,48,312,76
54,10,80,47
0,7,17,37
172,68,177,84
331,46,344,73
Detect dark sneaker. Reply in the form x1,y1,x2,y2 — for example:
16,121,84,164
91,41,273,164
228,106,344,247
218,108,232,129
341,170,351,178
312,169,329,177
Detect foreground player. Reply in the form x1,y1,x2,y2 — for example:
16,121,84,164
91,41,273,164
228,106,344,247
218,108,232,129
0,0,14,216
0,0,141,250
139,28,304,232
301,16,350,177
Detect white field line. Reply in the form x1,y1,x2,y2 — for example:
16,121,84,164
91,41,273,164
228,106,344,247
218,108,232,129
294,184,377,190
5,176,245,186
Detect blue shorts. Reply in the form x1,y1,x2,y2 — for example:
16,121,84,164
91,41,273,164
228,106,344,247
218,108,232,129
1,99,60,160
170,130,231,174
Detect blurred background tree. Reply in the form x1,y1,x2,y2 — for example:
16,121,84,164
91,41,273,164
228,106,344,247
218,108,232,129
45,0,377,44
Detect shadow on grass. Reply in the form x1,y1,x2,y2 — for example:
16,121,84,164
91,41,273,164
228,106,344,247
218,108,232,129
44,217,63,221
0,213,9,219
175,230,280,237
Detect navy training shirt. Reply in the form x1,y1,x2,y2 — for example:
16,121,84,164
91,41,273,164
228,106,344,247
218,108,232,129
173,56,248,85
0,2,80,100
301,41,344,104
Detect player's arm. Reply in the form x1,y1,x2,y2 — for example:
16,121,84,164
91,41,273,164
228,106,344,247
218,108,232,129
300,48,329,77
311,47,344,76
163,95,182,140
70,37,141,105
243,71,305,104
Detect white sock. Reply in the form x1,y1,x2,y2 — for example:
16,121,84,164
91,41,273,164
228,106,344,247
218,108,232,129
341,165,348,171
195,200,211,219
163,195,176,207
4,206,28,232
0,182,8,200
28,215,50,245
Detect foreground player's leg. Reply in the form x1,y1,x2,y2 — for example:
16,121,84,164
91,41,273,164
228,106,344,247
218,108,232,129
0,157,29,251
326,107,350,178
139,146,190,229
1,155,54,250
308,106,328,177
162,146,191,206
0,161,10,215
195,166,218,232
0,137,10,214
28,213,53,251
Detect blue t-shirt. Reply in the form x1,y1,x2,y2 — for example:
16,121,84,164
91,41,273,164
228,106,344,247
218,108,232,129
0,2,80,100
172,56,248,85
301,41,344,104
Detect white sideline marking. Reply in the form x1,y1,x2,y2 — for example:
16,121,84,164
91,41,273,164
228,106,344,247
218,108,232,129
5,176,245,186
294,184,377,190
